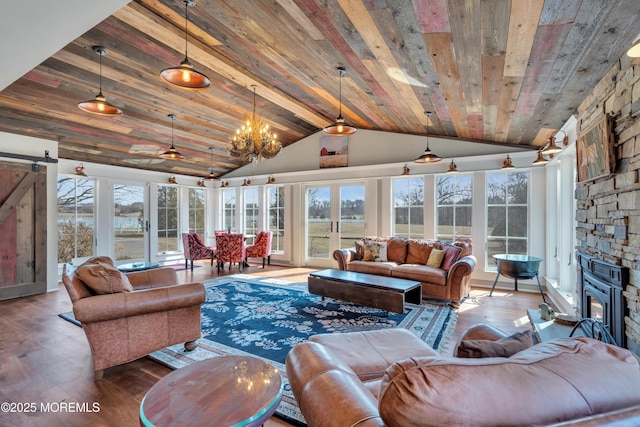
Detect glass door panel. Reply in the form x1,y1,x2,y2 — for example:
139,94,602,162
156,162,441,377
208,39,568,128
305,183,365,267
339,185,365,249
114,184,148,262
306,186,332,261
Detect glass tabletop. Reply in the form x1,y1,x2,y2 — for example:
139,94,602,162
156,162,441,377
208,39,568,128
493,254,542,263
117,262,160,272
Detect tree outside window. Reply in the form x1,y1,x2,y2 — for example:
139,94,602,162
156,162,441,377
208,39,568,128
57,177,95,263
486,171,529,267
244,187,259,245
436,174,472,240
393,177,424,238
222,188,236,232
157,185,179,254
268,186,285,253
188,188,205,237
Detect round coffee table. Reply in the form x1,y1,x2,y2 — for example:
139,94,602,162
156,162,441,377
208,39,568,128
140,355,283,427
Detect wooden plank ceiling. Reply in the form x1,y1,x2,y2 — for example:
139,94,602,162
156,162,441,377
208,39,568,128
0,0,639,178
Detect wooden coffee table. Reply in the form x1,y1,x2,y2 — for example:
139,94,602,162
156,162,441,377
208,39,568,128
308,269,422,315
139,355,283,427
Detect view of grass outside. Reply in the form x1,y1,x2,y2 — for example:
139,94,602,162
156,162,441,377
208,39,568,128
57,177,94,263
114,185,145,261
268,186,285,252
487,171,528,266
436,174,472,240
393,177,424,238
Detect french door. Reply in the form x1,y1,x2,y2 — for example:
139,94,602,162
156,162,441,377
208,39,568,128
113,183,149,262
305,183,365,267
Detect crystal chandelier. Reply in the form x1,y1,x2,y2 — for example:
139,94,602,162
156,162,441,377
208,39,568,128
228,86,282,163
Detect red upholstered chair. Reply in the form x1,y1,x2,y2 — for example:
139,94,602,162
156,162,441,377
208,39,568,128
245,230,273,268
182,232,216,271
215,233,247,273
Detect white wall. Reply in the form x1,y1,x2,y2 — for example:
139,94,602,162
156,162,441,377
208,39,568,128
0,132,58,292
0,1,130,90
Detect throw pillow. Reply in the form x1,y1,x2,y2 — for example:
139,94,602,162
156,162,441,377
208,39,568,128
440,244,463,270
354,240,365,260
363,241,388,262
76,258,134,294
426,248,445,268
456,330,534,358
375,241,388,262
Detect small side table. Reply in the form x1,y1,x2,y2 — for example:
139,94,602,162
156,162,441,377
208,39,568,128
490,254,546,302
140,355,283,427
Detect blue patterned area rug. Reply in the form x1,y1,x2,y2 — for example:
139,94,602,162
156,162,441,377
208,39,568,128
146,274,458,426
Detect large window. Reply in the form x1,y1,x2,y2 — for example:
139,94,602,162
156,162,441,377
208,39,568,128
188,188,205,237
244,187,259,245
268,186,285,253
436,174,472,240
393,177,424,238
57,177,95,263
222,188,236,232
487,171,529,264
157,185,179,254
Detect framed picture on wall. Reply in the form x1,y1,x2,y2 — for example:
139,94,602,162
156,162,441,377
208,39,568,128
319,136,348,168
576,115,615,182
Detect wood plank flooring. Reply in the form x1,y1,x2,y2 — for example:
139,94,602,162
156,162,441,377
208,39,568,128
0,261,543,427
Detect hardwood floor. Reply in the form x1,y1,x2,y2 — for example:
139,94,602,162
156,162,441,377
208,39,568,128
0,261,542,427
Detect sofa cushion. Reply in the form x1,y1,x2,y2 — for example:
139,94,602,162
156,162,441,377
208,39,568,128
393,264,446,286
426,248,445,267
76,257,133,294
406,240,433,264
379,338,640,427
440,244,462,270
386,238,408,264
310,329,438,382
348,260,396,276
456,330,533,358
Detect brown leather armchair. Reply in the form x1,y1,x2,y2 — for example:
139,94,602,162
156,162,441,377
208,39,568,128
62,259,205,380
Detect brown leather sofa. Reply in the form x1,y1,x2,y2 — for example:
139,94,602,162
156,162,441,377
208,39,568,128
333,237,476,305
62,258,205,379
286,325,640,427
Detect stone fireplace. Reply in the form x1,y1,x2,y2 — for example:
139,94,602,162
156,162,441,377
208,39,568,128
575,55,640,356
577,252,628,347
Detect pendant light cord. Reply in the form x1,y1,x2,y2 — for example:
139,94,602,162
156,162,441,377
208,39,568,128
338,71,343,117
184,2,189,60
98,51,103,95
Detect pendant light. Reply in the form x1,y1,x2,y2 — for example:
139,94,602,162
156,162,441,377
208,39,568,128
204,147,218,181
446,159,458,173
541,130,567,156
414,111,442,163
532,150,549,165
323,67,357,136
502,154,515,170
160,114,186,160
77,46,122,116
160,0,210,90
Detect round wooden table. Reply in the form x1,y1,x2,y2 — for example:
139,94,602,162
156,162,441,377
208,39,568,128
139,355,283,427
489,254,546,302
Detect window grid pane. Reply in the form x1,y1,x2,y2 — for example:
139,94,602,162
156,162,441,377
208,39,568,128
268,186,285,253
436,174,472,240
57,177,95,263
188,188,205,237
157,186,179,254
244,188,259,245
393,177,424,239
486,171,528,268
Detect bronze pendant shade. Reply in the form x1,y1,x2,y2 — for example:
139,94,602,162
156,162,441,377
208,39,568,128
77,46,123,117
414,111,441,163
323,67,357,136
160,114,186,160
160,0,211,90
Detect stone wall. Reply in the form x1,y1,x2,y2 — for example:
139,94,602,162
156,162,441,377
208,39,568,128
575,56,640,355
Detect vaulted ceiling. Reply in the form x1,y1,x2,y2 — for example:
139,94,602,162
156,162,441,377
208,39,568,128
1,0,639,178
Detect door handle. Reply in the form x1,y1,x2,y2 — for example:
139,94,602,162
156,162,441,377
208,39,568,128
336,221,340,232
330,222,333,233
145,220,150,232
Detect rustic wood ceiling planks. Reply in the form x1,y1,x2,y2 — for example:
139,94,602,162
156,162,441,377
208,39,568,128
0,0,639,177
